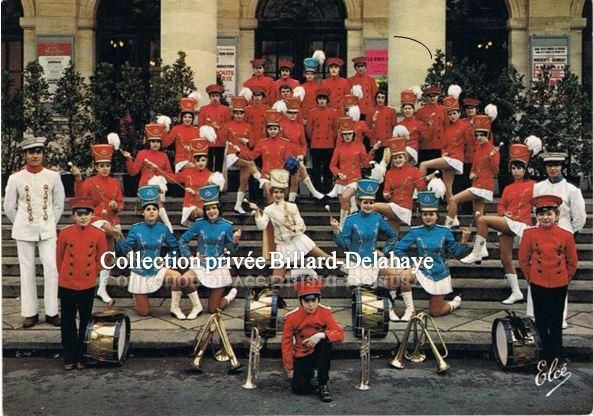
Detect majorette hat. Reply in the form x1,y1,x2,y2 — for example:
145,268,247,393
180,97,198,113
338,117,355,134
303,58,319,72
417,191,440,211
231,96,248,112
145,123,165,141
92,144,114,163
190,138,209,156
137,185,160,208
198,184,220,206
269,169,290,189
387,137,407,156
265,110,283,126
400,90,417,107
356,179,379,200
442,96,460,112
473,115,491,134
285,97,301,112
509,144,531,165
343,94,359,108
251,86,267,96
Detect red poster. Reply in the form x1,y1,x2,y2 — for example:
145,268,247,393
366,49,388,76
38,43,72,57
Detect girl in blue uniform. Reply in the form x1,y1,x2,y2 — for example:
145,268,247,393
393,191,471,317
179,185,241,313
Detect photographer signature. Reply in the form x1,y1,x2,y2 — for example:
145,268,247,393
534,358,571,397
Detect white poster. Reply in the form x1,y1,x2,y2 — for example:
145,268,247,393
37,38,73,95
217,45,236,100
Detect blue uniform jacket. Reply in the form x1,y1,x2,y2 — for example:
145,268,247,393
392,224,469,282
178,218,238,268
334,211,398,260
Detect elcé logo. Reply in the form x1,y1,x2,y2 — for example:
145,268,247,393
534,358,571,397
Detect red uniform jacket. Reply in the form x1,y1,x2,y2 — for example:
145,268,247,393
442,118,467,162
461,117,494,163
162,124,200,166
369,105,397,147
173,168,212,208
398,116,426,154
57,224,108,290
281,304,345,371
74,175,124,225
416,103,447,150
244,75,276,106
273,78,300,102
301,80,320,118
330,141,375,185
497,179,535,225
336,120,371,146
348,73,378,116
280,119,307,156
240,136,296,177
321,75,350,114
221,120,253,155
384,165,427,210
519,224,578,288
245,103,270,143
470,141,500,192
306,106,339,149
198,102,231,147
126,149,173,187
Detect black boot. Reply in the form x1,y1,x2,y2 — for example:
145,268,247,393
318,384,332,402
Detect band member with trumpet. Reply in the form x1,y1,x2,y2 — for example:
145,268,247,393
393,191,471,317
282,278,344,402
161,96,200,173
56,197,107,370
115,185,194,320
461,141,542,304
332,179,417,321
198,84,231,173
519,195,578,366
179,185,240,314
3,135,65,328
446,115,500,228
72,143,124,307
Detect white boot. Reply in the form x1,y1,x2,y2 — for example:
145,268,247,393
349,196,358,213
460,235,488,264
186,290,203,320
326,185,338,198
339,209,349,229
253,172,265,188
389,307,400,322
400,291,415,322
97,269,113,305
159,207,174,233
562,296,568,329
526,285,534,318
223,288,238,305
170,291,187,320
444,216,455,229
452,216,460,227
234,191,247,214
303,177,325,200
288,192,297,202
448,295,462,312
502,274,524,304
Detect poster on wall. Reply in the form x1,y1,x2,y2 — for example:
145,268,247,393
217,45,237,100
37,36,74,95
530,36,569,86
363,38,388,79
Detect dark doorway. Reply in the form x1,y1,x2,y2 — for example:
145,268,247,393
255,0,347,81
583,0,592,96
1,0,24,90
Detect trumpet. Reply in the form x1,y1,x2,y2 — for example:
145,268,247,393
242,326,263,389
390,312,449,373
355,327,371,390
192,310,242,374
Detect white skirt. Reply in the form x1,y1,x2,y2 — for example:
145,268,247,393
347,265,379,287
128,267,167,294
504,216,529,239
275,234,316,259
189,266,233,289
225,153,239,169
415,269,452,296
332,181,357,195
181,206,197,227
388,202,412,225
468,187,493,202
443,156,463,175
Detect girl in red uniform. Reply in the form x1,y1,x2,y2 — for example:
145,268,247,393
390,89,425,165
161,97,201,172
369,89,397,163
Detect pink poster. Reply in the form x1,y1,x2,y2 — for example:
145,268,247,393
366,49,388,76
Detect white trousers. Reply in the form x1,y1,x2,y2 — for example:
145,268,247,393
16,239,59,317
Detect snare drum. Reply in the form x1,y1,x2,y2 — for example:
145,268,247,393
244,288,279,338
351,287,390,338
492,312,541,369
84,309,131,365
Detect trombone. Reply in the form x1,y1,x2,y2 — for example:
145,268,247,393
192,310,243,374
242,326,263,389
390,312,449,373
355,327,371,390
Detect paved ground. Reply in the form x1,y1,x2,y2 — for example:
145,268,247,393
3,357,593,415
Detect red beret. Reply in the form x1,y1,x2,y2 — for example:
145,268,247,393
531,195,562,210
250,58,265,66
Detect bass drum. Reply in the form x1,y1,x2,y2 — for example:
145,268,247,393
492,313,541,369
84,309,131,365
351,287,390,339
244,288,279,338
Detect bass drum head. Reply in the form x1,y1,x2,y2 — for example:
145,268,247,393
495,320,509,366
351,287,389,339
115,316,131,363
244,289,277,338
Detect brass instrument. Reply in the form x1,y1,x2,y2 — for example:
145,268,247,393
242,326,263,389
355,327,371,390
390,312,449,373
192,310,242,374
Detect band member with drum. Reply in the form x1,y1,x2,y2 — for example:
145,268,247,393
4,135,65,328
179,185,240,314
332,179,416,321
161,97,200,173
446,115,500,228
519,195,578,365
461,143,540,304
393,191,471,317
56,197,107,370
282,278,345,402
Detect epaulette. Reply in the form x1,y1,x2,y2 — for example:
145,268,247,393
221,218,234,225
279,137,290,142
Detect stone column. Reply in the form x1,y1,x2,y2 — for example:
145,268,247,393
20,17,37,67
508,18,530,82
387,0,446,108
238,18,257,86
569,18,588,82
76,17,96,80
161,0,218,105
345,18,363,77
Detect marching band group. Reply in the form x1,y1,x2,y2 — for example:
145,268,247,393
3,52,586,402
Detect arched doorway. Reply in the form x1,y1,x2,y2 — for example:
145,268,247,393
255,0,347,80
1,0,24,90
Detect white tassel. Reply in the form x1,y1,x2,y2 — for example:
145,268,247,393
524,135,543,156
107,133,121,151
447,84,462,100
239,87,253,102
188,90,202,103
272,100,288,114
369,161,387,184
428,177,446,199
392,125,410,139
485,103,498,121
351,85,363,99
312,50,326,66
411,85,423,99
209,172,226,190
148,175,168,193
199,125,217,143
348,105,360,122
293,86,305,102
156,115,172,132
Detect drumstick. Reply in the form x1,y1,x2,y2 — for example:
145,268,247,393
244,198,295,232
383,170,440,198
324,204,334,222
142,158,188,192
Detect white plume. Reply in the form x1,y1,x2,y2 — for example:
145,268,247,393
272,100,288,114
209,171,226,190
312,50,326,66
411,85,423,99
447,84,462,100
188,91,202,103
199,125,217,143
239,87,253,102
524,135,543,156
107,133,121,151
428,177,447,199
148,175,168,193
348,105,361,122
156,115,172,132
369,161,387,184
293,86,305,102
392,124,410,139
485,103,498,121
351,84,363,99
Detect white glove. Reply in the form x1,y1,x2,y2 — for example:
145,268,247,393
304,332,326,348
